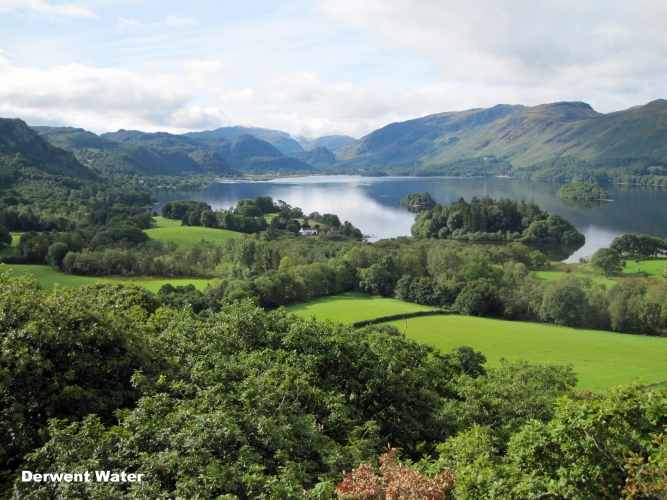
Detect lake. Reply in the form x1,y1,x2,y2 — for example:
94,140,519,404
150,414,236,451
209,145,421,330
153,176,667,262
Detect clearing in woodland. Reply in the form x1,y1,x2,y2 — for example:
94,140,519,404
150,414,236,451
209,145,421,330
144,216,242,248
0,264,212,293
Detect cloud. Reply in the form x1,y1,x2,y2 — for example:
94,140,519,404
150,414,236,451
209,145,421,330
117,15,199,32
0,0,96,18
320,0,667,110
165,15,198,27
117,17,146,32
0,56,215,132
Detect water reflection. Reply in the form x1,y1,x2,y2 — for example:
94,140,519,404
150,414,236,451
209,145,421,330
153,176,667,263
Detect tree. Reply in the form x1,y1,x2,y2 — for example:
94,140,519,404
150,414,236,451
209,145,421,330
0,224,11,247
591,247,623,276
453,279,502,317
199,209,217,227
359,263,394,297
539,277,587,326
45,242,69,268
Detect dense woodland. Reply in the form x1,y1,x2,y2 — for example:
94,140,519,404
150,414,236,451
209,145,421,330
1,273,666,498
2,115,667,498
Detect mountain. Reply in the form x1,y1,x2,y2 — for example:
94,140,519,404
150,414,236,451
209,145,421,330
193,134,313,173
297,135,357,151
34,127,240,178
335,100,667,168
286,146,337,167
0,119,95,179
185,126,303,154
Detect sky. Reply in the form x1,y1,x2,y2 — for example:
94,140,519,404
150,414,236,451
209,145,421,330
0,0,666,139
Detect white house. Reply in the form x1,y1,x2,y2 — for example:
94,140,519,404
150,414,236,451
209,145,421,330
299,228,319,236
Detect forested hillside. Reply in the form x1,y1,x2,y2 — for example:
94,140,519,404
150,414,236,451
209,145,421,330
0,119,96,182
335,99,667,183
35,126,239,179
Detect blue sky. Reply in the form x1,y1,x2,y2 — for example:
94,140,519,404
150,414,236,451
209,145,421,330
1,0,666,138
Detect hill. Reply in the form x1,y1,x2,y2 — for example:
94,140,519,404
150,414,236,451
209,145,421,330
35,127,240,178
0,119,96,180
335,100,667,174
185,126,303,153
197,134,313,173
286,146,337,167
297,134,356,151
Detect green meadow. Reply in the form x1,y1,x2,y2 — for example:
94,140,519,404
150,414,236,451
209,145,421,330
617,257,667,280
285,292,438,324
0,264,212,293
534,270,618,287
0,232,20,259
145,216,242,248
286,293,667,391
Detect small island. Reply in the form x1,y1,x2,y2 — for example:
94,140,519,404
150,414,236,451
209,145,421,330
557,182,608,201
398,192,437,212
410,196,585,256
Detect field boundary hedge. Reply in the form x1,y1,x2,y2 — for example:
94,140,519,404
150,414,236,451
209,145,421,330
352,309,450,328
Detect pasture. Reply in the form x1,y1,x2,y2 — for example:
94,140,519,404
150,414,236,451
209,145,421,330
286,293,667,391
0,264,212,293
0,232,20,259
145,217,242,248
285,292,438,324
618,257,667,281
390,315,667,392
533,270,617,287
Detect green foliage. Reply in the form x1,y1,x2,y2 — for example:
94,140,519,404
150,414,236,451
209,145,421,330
611,233,667,258
453,278,502,317
591,247,623,276
539,276,589,326
0,273,159,490
8,298,467,498
0,225,11,247
425,385,667,499
411,196,585,255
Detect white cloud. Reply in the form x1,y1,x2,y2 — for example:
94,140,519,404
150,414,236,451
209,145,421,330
0,57,208,133
165,15,198,27
117,15,199,32
0,0,96,18
320,0,667,112
117,17,146,32
3,0,667,139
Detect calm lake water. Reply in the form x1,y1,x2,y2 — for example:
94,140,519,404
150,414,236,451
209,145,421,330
154,176,667,262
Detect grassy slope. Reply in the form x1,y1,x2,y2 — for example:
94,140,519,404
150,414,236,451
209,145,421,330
617,258,667,281
145,217,242,248
285,292,438,324
534,271,618,287
285,293,667,391
389,315,667,392
0,232,21,259
0,264,212,293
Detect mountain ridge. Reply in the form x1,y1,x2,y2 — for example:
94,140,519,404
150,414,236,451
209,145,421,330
335,100,667,168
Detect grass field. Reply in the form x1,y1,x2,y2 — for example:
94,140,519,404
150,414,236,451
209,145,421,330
0,232,20,259
1,264,212,293
389,315,667,391
285,292,439,324
285,293,667,391
534,271,618,287
618,257,667,281
145,217,242,248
